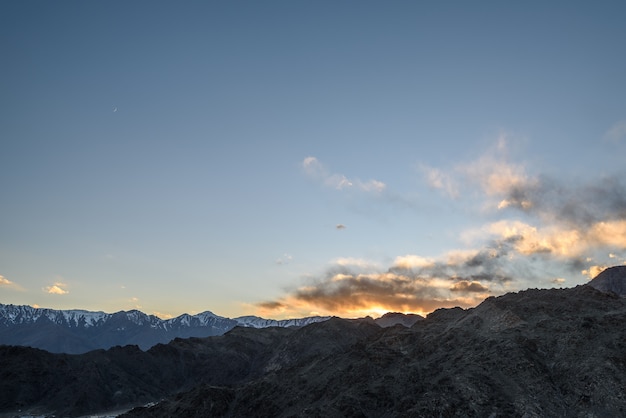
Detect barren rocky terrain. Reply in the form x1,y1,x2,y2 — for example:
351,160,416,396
2,266,626,417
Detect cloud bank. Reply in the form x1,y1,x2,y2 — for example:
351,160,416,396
259,139,626,318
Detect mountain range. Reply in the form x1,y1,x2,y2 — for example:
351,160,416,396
1,265,625,417
0,305,333,354
0,304,422,354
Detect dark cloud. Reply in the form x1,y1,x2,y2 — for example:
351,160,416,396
450,281,489,293
291,271,468,313
502,174,626,227
257,301,287,310
261,240,524,315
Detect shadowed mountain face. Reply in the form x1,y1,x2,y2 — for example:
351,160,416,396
2,269,626,417
588,265,626,296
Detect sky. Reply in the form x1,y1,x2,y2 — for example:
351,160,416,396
1,1,626,320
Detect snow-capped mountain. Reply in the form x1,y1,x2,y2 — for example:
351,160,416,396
0,303,329,354
233,315,332,328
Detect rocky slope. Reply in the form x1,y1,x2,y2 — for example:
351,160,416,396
121,284,626,418
1,267,626,417
588,264,626,296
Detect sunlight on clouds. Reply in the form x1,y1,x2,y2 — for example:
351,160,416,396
419,137,537,211
0,275,24,291
450,280,489,293
588,220,626,248
261,139,626,320
256,266,494,319
393,255,436,269
44,282,69,295
498,198,533,210
485,219,626,258
460,145,535,204
0,275,14,286
582,265,607,279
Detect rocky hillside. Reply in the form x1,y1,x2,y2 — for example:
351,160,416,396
122,282,626,418
1,267,625,417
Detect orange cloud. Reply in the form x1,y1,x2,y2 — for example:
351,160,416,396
582,265,607,279
257,269,494,319
44,282,69,295
485,219,626,258
0,275,13,286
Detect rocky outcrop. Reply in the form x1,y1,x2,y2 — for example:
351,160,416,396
588,265,626,296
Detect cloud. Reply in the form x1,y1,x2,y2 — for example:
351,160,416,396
450,281,489,293
393,255,435,270
44,282,69,295
0,275,14,286
459,139,537,211
257,301,287,310
494,174,626,228
334,257,379,269
605,120,626,143
420,137,537,211
302,156,386,193
266,139,626,319
153,311,174,319
129,297,142,309
257,245,517,318
420,164,459,198
276,253,293,265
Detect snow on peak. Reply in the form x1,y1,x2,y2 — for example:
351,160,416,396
234,315,331,329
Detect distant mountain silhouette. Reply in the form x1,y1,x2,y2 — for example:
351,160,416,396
374,311,423,327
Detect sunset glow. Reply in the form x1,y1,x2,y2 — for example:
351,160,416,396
1,2,625,320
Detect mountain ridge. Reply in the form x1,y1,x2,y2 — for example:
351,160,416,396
1,273,626,417
0,303,331,353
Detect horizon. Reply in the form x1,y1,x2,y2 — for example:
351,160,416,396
2,2,626,320
2,264,621,321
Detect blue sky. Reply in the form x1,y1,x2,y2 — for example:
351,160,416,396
2,1,626,319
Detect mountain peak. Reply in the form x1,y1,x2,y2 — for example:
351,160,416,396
588,265,626,296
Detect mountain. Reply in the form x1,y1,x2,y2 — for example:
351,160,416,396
2,267,626,417
374,311,423,327
588,264,626,296
0,304,329,354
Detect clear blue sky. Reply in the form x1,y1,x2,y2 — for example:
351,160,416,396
2,1,626,319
